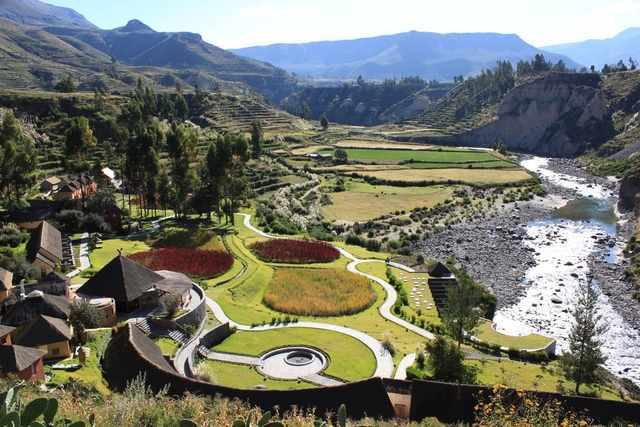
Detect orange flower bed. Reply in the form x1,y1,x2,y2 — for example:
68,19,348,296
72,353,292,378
263,268,376,316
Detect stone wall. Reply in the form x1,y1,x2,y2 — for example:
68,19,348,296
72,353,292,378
199,323,230,348
103,324,396,421
175,284,206,328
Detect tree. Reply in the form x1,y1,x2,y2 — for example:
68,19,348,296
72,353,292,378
54,74,75,93
194,81,205,104
124,119,164,216
249,119,263,159
334,148,348,164
319,113,329,131
0,111,38,211
532,54,552,72
560,277,608,395
426,335,477,384
441,265,481,347
493,140,507,155
64,116,96,169
69,299,106,342
161,294,182,317
300,101,312,120
219,133,249,225
165,122,199,218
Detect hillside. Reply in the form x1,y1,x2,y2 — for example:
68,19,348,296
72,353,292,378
0,1,303,103
230,31,582,83
281,77,452,126
0,0,96,28
379,70,640,159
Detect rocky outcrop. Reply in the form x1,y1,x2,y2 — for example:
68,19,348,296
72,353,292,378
619,159,640,211
457,73,614,157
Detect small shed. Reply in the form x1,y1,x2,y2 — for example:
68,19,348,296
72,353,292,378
40,176,61,194
0,345,47,382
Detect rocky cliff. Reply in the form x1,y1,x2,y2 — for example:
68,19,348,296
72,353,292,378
619,159,640,211
456,73,614,156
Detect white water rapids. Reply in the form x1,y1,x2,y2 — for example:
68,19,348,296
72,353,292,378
493,157,640,386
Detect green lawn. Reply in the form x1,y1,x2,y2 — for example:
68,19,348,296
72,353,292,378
153,336,182,357
473,320,555,350
466,358,622,401
46,329,111,396
211,328,376,382
203,360,316,390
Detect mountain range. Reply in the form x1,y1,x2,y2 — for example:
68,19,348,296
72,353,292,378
542,28,640,70
230,31,582,82
1,0,640,98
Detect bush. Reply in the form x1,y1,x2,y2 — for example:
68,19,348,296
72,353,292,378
192,361,217,383
406,366,426,380
0,225,26,247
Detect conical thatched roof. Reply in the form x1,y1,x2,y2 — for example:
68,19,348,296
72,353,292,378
77,256,164,302
427,261,453,278
4,281,69,306
0,345,47,371
2,293,71,327
13,315,71,347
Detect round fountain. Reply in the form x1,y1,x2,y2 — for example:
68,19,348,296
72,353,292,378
258,347,327,379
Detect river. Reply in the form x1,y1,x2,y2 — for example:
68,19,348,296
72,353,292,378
493,157,640,386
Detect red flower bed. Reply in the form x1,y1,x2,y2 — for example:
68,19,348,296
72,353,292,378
129,247,234,278
249,238,340,263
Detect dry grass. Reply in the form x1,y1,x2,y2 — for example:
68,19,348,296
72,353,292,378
263,268,376,316
322,183,453,222
363,168,533,185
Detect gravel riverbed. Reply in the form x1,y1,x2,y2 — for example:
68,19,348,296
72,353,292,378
413,157,640,330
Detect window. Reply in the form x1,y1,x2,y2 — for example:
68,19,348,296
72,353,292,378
52,348,60,355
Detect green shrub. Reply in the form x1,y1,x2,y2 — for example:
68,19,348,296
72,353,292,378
405,366,426,380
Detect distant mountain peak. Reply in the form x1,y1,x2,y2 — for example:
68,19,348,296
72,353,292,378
119,19,155,33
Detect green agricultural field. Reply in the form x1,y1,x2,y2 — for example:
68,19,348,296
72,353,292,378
406,160,516,169
319,147,508,165
211,328,376,382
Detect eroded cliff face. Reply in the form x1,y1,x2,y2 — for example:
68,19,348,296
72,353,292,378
458,73,614,157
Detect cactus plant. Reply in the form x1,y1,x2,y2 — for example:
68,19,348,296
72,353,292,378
0,384,93,427
231,410,284,427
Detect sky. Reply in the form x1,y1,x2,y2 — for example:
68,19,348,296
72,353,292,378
41,0,640,49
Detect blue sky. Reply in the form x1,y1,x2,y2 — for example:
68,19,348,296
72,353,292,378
43,0,640,49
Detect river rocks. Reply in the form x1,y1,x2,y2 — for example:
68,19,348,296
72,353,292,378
414,156,640,334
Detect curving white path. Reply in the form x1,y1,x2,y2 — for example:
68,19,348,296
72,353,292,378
206,298,394,378
218,214,437,379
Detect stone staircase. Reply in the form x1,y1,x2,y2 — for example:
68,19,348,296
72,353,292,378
168,329,189,344
134,318,152,334
197,344,214,359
